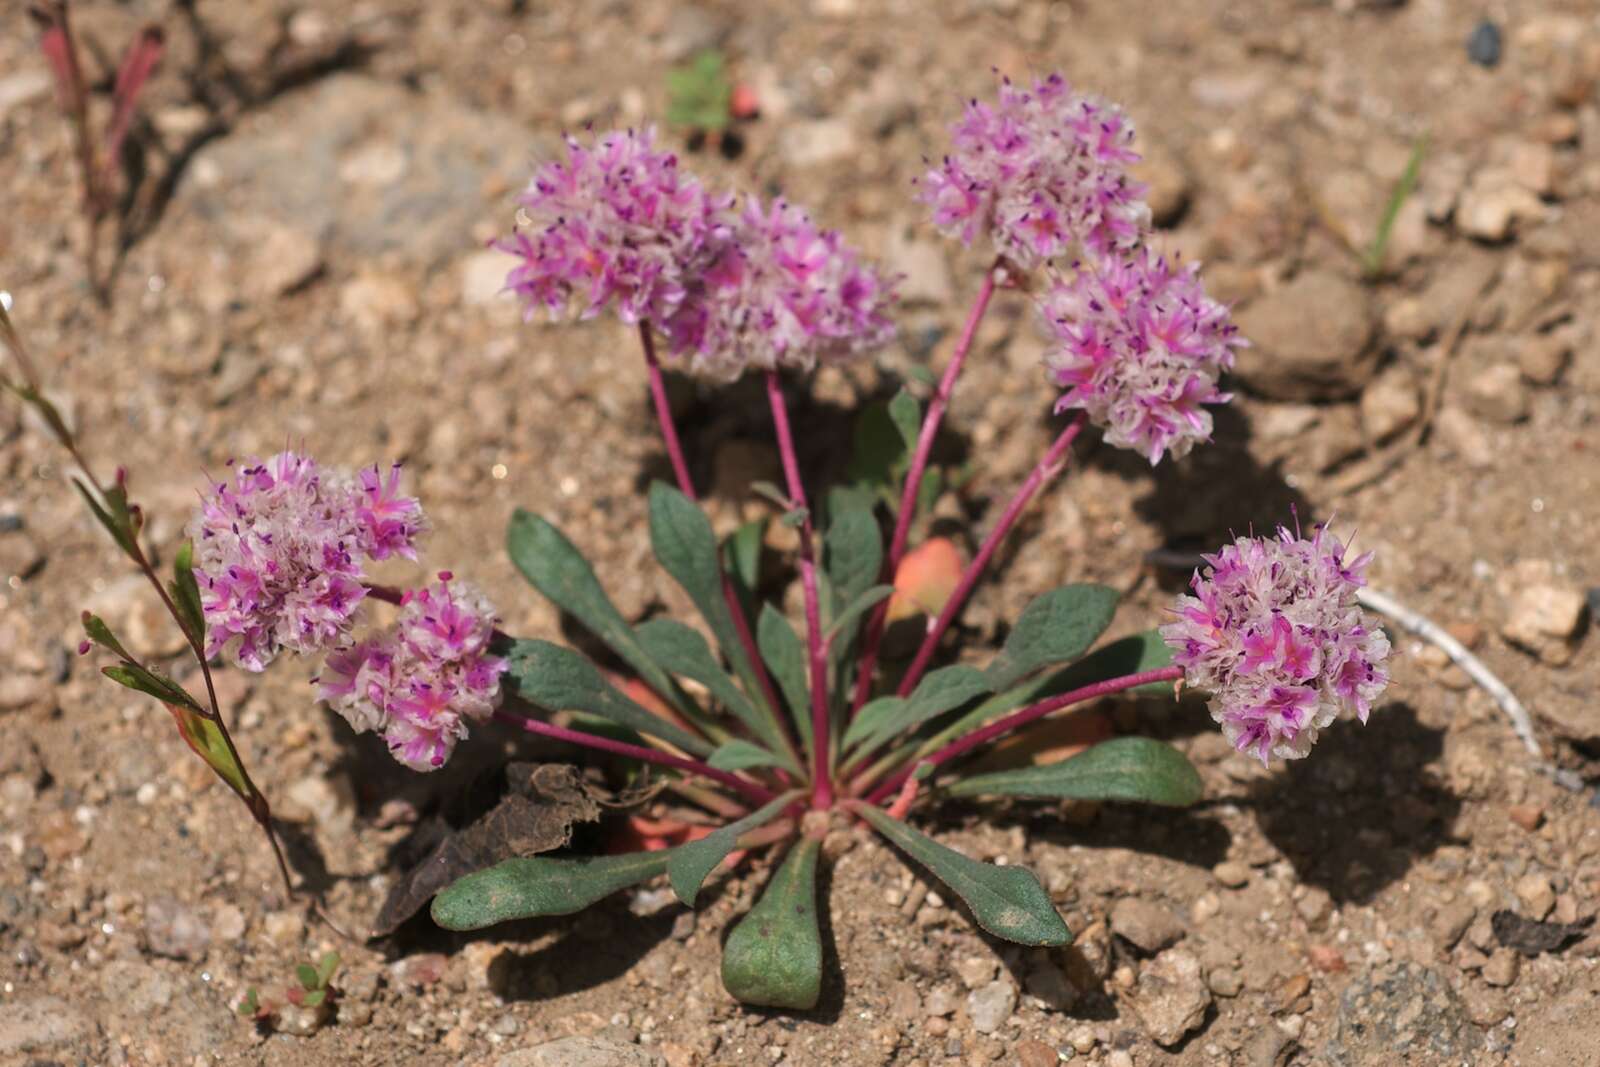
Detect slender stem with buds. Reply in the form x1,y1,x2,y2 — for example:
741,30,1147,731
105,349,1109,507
896,413,1086,697
862,665,1184,805
765,371,834,809
494,708,777,806
852,261,1002,713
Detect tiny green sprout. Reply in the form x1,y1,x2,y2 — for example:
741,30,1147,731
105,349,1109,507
1363,135,1429,280
666,49,733,133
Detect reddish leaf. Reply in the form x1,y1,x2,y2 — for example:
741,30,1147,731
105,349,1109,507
887,537,963,622
104,26,164,166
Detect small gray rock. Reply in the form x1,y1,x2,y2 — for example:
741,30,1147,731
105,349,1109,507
0,997,92,1055
1234,271,1377,401
144,895,212,961
498,1036,667,1067
1129,948,1211,1047
1111,898,1186,954
1323,963,1479,1067
1359,366,1421,442
1464,362,1529,424
967,979,1018,1035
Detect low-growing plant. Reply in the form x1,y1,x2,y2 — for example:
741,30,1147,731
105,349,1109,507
2,71,1393,1011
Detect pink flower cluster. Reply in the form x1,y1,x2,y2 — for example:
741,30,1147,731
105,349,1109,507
1160,524,1391,763
319,576,505,772
661,197,897,381
190,452,503,771
500,129,896,380
188,453,424,671
1040,247,1242,464
498,127,730,326
918,73,1150,269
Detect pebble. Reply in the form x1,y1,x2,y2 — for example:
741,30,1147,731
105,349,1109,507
285,773,356,834
1457,169,1547,241
263,909,305,947
1213,861,1250,889
956,955,998,990
1110,898,1186,953
1514,872,1556,920
1510,142,1557,198
1517,330,1573,385
782,119,858,168
1358,366,1421,442
0,996,91,1056
1430,902,1476,950
1234,270,1377,401
1130,949,1211,1047
461,248,524,306
1467,19,1502,68
1014,1038,1059,1067
1508,804,1544,832
1022,961,1077,1011
1463,363,1529,424
1482,949,1520,987
212,903,247,942
967,979,1016,1035
498,1035,668,1067
143,895,212,961
249,223,324,298
339,272,419,334
1502,582,1587,666
1323,963,1475,1064
1434,407,1495,468
391,952,450,988
0,675,48,712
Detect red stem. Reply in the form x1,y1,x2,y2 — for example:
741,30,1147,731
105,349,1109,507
494,710,776,806
862,665,1184,805
851,263,1001,713
896,414,1086,697
765,371,833,809
636,326,795,756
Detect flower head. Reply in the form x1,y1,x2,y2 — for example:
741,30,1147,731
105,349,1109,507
498,126,730,325
1041,247,1242,463
660,195,897,381
188,453,421,670
919,73,1150,268
318,575,505,772
1160,523,1391,763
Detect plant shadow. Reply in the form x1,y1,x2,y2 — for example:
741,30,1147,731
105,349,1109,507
1242,700,1460,904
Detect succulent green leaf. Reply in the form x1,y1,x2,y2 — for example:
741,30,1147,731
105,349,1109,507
723,519,765,603
984,585,1120,691
648,483,776,727
431,850,672,930
507,509,691,718
846,395,916,494
635,618,790,763
296,963,319,991
302,989,326,1008
720,838,823,1009
841,665,991,756
756,604,811,756
707,739,790,773
824,585,894,642
887,388,922,455
503,639,713,757
918,630,1177,761
668,793,796,907
665,50,732,131
944,737,1204,806
857,806,1069,946
316,951,340,987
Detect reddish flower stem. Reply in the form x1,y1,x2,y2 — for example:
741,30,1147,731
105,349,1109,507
852,262,1002,714
862,665,1184,805
895,413,1086,697
636,327,797,761
765,371,834,809
494,709,777,806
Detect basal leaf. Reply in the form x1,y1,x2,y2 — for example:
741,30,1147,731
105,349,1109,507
756,604,811,756
504,639,713,757
648,483,776,729
944,737,1203,806
668,793,795,907
720,838,823,1009
857,806,1069,946
636,618,791,764
507,509,690,718
841,665,991,757
824,585,894,642
887,388,921,457
431,850,672,930
985,585,1120,691
708,739,790,773
723,519,765,609
916,630,1178,762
